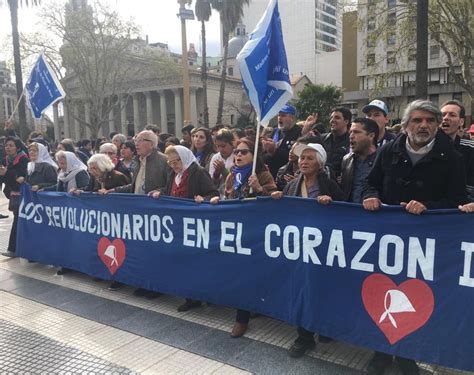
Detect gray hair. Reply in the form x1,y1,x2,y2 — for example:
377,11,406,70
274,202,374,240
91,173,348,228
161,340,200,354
99,142,117,154
87,153,115,173
136,130,158,148
112,133,127,145
401,99,442,129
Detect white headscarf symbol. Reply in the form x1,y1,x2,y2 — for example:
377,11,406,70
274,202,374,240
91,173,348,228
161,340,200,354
27,143,58,175
173,145,197,186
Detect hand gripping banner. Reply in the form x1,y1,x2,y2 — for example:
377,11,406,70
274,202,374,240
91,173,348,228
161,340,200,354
17,184,474,371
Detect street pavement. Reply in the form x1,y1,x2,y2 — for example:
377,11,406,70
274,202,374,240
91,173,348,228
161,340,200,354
0,192,470,374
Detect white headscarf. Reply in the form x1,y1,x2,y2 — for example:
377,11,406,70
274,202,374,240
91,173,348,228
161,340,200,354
27,143,58,175
173,145,197,185
57,151,88,189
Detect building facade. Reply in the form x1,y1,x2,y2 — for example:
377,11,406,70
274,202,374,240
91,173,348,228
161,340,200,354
342,2,471,123
241,0,343,84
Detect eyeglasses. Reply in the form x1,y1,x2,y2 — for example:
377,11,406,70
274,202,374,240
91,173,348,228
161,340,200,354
135,138,152,144
167,158,181,165
233,149,251,156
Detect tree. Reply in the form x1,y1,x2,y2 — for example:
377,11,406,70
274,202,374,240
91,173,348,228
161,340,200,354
294,84,341,130
2,0,41,140
360,0,473,119
210,0,249,126
22,1,180,139
195,0,212,128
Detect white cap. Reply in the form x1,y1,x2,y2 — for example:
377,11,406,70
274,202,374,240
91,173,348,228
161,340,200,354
293,143,327,165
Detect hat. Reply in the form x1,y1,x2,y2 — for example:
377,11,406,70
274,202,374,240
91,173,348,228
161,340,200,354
279,104,296,115
362,99,389,116
293,143,327,165
469,124,474,134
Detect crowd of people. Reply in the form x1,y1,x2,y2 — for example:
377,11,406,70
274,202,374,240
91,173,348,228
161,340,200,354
1,98,474,374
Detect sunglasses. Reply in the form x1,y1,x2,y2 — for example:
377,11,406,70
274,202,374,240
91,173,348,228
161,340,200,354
233,149,251,156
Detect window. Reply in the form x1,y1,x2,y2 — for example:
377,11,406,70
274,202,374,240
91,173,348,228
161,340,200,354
368,16,376,31
387,0,396,8
367,37,376,48
387,32,396,46
452,92,463,102
367,53,376,66
230,114,235,125
387,51,396,64
387,13,397,26
408,48,417,61
228,67,234,76
430,45,440,59
429,94,439,105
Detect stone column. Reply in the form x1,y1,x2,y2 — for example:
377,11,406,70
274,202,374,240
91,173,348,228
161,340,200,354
73,103,80,141
190,88,198,127
52,103,60,142
133,93,140,135
84,102,91,138
145,91,153,125
63,103,70,139
159,90,167,134
108,107,115,134
121,96,128,135
173,89,182,138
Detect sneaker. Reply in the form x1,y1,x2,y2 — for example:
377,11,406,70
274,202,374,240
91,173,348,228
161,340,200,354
133,288,148,297
366,352,393,375
144,290,162,300
318,335,333,343
288,338,316,358
108,281,123,291
1,251,16,258
177,299,202,312
395,357,420,375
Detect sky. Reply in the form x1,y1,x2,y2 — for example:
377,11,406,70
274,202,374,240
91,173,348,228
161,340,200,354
0,0,222,64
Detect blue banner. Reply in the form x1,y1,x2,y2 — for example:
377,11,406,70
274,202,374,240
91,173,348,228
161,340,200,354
25,54,66,119
236,0,293,125
17,184,474,371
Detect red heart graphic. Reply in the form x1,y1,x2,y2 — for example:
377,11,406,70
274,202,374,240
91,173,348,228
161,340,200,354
97,237,126,275
362,273,434,345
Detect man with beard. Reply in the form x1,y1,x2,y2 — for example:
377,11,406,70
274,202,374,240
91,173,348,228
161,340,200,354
362,99,468,374
440,100,474,198
340,118,379,202
321,107,351,179
262,104,302,177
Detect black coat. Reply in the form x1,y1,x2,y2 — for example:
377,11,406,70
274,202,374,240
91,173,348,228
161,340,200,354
27,162,58,189
283,172,344,201
363,131,469,208
1,153,28,199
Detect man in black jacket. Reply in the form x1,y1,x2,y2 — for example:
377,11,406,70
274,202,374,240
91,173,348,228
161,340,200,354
440,100,474,199
362,99,468,375
321,107,351,179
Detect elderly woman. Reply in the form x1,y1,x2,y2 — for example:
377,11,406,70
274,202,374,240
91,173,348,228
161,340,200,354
45,151,90,192
0,137,29,257
271,143,343,357
210,137,277,338
25,142,58,190
112,133,127,156
149,145,218,312
191,127,216,171
99,142,131,181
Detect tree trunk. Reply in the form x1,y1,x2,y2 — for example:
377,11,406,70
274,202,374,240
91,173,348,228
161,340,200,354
8,0,28,140
216,31,229,126
201,20,209,128
415,0,429,99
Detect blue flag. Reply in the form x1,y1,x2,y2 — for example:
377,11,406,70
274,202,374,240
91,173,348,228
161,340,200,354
25,54,66,119
237,0,293,125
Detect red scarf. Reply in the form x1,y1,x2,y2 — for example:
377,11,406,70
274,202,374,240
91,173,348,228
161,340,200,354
170,169,189,198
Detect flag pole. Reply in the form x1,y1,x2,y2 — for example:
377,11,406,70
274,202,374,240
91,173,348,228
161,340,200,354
7,87,26,123
251,118,262,176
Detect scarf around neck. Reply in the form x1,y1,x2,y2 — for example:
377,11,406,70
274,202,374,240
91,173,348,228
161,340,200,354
175,145,197,186
232,164,252,191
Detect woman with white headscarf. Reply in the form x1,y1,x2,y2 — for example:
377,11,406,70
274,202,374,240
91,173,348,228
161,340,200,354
149,145,218,311
23,142,58,191
44,150,90,192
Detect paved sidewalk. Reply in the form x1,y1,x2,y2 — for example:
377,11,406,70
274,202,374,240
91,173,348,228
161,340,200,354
0,193,470,374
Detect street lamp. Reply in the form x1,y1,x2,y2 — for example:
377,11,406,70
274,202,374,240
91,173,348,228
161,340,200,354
177,0,194,134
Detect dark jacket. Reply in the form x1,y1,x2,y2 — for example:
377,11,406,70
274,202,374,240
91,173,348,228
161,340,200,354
27,162,58,189
275,162,299,191
162,162,218,200
340,151,377,202
267,125,302,177
321,131,350,178
86,170,129,192
363,131,469,208
283,172,344,201
454,136,474,198
45,170,90,192
1,153,29,199
115,150,169,194
225,169,277,199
